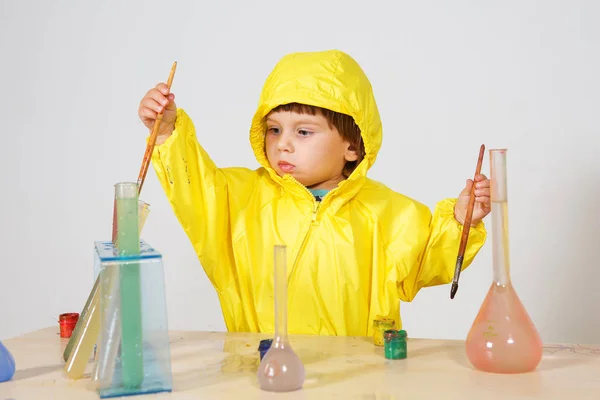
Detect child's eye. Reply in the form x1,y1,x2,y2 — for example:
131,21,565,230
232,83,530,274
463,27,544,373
267,127,280,135
298,129,313,136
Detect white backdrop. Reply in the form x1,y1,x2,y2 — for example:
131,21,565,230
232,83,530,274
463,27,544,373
1,0,598,344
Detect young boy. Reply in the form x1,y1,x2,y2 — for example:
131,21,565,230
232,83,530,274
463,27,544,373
138,49,491,336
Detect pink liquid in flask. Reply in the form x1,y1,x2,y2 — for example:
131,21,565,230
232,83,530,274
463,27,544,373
257,245,305,392
465,149,543,374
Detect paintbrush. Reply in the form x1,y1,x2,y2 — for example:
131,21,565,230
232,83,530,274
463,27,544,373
450,144,485,299
136,61,178,195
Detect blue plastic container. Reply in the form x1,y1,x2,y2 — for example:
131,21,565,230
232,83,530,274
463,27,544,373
258,339,273,360
0,340,15,382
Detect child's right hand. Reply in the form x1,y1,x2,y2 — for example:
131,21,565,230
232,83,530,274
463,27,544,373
138,83,177,142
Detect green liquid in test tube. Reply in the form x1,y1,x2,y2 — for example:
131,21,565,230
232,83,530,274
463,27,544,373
115,182,143,388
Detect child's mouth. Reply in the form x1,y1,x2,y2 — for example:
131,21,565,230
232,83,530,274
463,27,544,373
278,161,295,173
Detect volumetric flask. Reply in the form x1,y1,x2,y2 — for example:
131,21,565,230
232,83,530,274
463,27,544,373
257,245,305,392
465,149,543,373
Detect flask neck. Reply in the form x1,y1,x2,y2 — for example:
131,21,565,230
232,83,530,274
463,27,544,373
491,202,511,285
490,149,511,286
273,245,288,341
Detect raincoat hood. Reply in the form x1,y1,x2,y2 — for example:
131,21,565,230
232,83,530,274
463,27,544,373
249,50,382,184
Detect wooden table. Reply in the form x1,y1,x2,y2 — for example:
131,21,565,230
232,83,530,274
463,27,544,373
0,327,598,399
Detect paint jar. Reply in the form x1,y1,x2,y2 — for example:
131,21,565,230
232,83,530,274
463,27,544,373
384,329,407,360
258,339,273,360
59,313,80,338
373,318,395,346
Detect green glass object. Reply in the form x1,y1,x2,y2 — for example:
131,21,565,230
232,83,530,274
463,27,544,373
115,182,143,388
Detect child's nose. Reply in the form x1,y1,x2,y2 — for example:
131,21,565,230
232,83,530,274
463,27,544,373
277,133,294,152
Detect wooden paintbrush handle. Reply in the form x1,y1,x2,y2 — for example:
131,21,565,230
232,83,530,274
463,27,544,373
137,61,177,195
450,144,486,299
457,144,485,256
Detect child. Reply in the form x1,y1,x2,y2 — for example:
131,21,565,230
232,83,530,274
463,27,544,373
138,50,491,336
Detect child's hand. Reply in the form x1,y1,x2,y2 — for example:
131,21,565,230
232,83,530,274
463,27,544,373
454,174,491,226
138,83,177,143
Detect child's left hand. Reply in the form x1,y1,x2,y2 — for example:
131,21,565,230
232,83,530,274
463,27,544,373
454,174,491,226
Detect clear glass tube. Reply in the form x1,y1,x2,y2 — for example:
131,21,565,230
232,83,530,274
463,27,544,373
115,183,140,256
63,276,99,362
92,262,122,390
490,148,510,286
465,149,543,373
274,245,287,341
257,245,305,392
115,182,144,388
138,200,150,234
64,284,100,379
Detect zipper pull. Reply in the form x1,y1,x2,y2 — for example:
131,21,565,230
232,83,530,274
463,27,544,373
312,202,319,223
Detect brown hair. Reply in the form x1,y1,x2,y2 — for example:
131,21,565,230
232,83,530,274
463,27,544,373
267,103,365,177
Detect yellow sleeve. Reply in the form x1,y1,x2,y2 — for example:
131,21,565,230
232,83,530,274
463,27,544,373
150,108,234,291
393,198,487,302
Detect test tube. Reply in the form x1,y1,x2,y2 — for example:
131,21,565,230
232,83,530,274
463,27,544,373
64,283,101,379
92,263,121,388
63,277,99,362
115,182,143,388
138,200,150,233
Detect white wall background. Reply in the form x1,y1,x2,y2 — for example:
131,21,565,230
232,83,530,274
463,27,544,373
1,0,598,345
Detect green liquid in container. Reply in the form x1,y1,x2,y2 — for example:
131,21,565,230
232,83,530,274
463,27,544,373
116,185,143,388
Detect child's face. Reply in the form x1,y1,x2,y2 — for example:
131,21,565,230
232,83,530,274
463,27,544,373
265,111,358,190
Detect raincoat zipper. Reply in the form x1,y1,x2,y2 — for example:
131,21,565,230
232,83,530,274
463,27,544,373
285,176,322,285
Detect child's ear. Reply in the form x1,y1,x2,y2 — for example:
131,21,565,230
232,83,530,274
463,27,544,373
345,144,359,162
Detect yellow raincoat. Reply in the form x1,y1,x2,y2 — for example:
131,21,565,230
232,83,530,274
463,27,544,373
151,50,486,336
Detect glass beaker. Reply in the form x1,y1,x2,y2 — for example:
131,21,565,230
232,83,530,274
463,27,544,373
257,245,305,392
465,149,543,373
